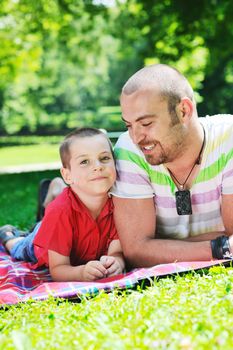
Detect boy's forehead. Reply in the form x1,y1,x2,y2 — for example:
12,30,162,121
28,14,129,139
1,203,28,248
70,135,110,153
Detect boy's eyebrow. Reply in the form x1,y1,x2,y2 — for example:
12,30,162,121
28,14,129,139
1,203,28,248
122,114,157,123
75,151,111,159
75,154,88,159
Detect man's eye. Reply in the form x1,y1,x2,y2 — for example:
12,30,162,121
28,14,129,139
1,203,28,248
125,124,131,129
142,122,152,127
80,159,88,165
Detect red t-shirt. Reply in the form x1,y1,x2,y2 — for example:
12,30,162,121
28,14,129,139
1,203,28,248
32,187,118,268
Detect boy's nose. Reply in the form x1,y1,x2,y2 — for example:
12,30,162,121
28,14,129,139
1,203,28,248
93,160,103,170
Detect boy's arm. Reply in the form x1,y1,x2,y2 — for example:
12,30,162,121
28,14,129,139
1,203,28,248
108,239,125,268
100,239,125,276
48,250,107,282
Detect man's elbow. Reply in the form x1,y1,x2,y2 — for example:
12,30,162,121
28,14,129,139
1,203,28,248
123,244,145,268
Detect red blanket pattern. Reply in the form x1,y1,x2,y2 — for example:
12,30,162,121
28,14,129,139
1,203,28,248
0,245,230,305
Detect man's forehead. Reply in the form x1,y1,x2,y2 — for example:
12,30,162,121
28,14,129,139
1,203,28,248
120,87,163,103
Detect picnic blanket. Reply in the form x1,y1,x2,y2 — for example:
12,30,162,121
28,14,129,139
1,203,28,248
0,244,231,305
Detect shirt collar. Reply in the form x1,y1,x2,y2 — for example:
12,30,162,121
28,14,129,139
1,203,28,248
68,187,113,218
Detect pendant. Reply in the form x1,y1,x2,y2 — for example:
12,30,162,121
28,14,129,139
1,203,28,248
175,190,192,215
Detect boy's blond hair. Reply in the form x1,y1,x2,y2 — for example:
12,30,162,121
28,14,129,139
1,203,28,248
59,127,114,168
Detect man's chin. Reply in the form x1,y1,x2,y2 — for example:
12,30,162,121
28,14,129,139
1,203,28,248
145,154,163,166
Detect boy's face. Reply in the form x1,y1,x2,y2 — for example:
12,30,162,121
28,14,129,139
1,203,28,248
61,135,116,197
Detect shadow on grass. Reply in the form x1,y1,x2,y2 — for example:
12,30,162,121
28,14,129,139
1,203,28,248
0,170,60,230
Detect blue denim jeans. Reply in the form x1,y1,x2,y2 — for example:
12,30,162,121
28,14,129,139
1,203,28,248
10,222,41,263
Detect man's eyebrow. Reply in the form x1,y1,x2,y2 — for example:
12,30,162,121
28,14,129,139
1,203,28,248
122,114,157,123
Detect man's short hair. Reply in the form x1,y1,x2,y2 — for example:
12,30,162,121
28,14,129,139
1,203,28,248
59,127,114,168
122,64,195,123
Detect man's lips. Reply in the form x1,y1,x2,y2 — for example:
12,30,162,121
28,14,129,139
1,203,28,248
140,143,156,153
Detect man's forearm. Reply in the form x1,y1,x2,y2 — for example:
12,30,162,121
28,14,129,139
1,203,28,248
124,238,213,267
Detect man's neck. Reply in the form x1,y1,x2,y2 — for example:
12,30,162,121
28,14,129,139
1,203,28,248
165,123,205,182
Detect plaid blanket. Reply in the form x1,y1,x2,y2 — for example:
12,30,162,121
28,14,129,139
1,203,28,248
0,245,230,305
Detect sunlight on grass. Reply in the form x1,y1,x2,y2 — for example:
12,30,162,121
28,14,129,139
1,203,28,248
1,267,233,349
0,144,60,166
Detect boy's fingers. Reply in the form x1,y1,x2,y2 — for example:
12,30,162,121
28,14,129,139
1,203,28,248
107,262,121,276
100,255,114,268
87,261,107,279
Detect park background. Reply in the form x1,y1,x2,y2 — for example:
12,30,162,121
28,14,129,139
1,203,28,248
1,1,233,349
1,0,233,170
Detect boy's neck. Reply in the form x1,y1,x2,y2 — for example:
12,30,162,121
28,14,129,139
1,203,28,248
71,187,109,219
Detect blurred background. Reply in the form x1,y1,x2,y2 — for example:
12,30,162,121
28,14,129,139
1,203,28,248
1,0,233,169
1,0,233,227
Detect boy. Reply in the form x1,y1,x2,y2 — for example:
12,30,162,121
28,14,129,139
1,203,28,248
0,128,124,282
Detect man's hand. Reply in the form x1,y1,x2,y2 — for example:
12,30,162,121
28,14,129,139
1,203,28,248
82,260,107,281
100,255,123,277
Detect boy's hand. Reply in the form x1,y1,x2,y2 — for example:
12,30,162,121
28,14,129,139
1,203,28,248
82,261,107,281
100,255,123,277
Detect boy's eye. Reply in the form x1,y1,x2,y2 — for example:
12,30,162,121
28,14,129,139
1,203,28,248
100,156,111,162
80,159,89,165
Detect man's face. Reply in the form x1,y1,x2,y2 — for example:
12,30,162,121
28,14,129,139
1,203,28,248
120,89,187,166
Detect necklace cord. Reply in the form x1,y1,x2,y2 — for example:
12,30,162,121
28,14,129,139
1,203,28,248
168,127,205,189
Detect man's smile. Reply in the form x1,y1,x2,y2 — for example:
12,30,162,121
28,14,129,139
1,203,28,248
140,143,156,154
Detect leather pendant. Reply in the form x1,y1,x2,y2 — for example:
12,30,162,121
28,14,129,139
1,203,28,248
175,190,192,215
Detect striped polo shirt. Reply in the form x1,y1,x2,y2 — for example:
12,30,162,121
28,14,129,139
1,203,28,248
111,114,233,239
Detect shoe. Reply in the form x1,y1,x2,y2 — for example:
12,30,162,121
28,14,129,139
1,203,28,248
36,179,51,222
0,225,22,246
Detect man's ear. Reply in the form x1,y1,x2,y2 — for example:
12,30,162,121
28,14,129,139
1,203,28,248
176,97,194,123
60,167,73,185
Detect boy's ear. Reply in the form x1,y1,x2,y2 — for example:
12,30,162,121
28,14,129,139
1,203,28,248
60,167,73,185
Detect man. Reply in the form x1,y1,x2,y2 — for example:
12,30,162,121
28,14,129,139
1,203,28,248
112,63,233,267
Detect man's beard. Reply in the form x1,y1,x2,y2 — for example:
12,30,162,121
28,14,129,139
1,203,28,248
144,129,187,166
144,145,171,165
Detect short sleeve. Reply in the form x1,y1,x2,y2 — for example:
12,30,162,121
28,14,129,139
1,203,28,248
111,132,154,199
106,218,119,249
33,206,74,257
222,154,233,195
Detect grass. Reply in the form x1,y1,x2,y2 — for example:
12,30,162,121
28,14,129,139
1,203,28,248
1,269,233,349
0,135,63,147
1,172,233,349
0,145,60,167
0,171,59,229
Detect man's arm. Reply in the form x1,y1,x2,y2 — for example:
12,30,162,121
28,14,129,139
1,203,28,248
221,194,233,235
113,197,213,267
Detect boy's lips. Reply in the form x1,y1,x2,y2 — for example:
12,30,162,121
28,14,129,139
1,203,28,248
90,176,108,181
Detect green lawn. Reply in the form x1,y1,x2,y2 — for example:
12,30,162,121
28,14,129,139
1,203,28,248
0,144,60,167
1,172,233,349
0,171,60,229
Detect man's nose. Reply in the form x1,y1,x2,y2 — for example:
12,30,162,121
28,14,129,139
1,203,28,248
130,125,144,144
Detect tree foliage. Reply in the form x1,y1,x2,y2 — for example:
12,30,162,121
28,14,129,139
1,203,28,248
0,0,233,135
